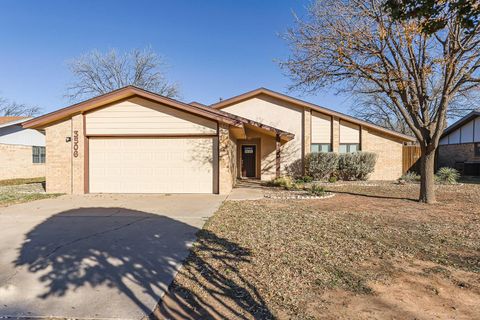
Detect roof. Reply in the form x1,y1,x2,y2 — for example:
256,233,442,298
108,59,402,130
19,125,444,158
21,86,295,141
0,116,30,127
441,110,480,137
211,88,416,142
22,86,242,129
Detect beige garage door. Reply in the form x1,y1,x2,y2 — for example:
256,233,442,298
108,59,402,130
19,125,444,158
89,137,215,193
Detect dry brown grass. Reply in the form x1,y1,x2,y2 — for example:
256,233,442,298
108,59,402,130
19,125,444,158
156,182,480,320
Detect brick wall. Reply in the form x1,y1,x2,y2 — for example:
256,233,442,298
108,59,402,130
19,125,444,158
437,143,480,168
71,115,85,194
0,143,46,180
45,119,72,193
218,123,237,194
362,128,404,180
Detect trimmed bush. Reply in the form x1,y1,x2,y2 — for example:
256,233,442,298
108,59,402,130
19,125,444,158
285,158,304,179
268,176,296,189
305,152,339,180
435,167,460,184
337,152,377,181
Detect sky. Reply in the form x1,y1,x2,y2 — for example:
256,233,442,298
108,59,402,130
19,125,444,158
0,0,354,115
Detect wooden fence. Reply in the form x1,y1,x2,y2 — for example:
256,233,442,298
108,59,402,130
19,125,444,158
402,145,421,174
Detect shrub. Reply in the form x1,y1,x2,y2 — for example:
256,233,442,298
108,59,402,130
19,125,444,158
305,152,339,180
400,171,420,183
269,176,296,189
435,167,460,184
328,176,338,183
296,176,313,183
337,152,377,181
285,158,304,179
309,183,325,196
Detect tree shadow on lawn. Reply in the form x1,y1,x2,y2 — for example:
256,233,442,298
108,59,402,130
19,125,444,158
326,189,418,202
13,207,271,319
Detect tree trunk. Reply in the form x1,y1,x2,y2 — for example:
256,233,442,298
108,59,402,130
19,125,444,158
419,148,436,204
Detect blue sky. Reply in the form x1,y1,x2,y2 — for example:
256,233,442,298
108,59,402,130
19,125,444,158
0,0,352,115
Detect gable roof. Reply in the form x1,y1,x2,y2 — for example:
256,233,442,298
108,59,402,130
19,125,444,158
441,110,480,137
22,86,243,129
0,116,30,127
211,88,416,142
21,86,295,141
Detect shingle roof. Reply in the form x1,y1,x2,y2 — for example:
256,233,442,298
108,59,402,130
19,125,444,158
0,116,29,126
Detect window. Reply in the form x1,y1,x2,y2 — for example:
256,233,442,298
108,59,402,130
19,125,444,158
475,143,480,157
311,143,331,153
339,143,359,153
32,146,46,163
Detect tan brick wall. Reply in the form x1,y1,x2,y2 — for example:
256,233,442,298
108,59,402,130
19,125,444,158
362,128,404,180
45,119,72,193
303,108,311,157
332,116,340,152
437,143,480,168
219,123,237,194
0,143,46,180
71,115,85,194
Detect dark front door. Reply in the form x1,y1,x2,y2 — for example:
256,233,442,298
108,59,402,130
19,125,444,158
241,145,256,178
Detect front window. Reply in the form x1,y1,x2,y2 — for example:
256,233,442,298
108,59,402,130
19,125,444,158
311,143,331,153
339,143,359,153
475,143,480,157
32,146,46,163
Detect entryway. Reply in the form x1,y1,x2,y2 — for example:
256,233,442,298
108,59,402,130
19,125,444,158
241,145,256,178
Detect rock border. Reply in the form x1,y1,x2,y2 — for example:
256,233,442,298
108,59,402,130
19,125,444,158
264,192,335,200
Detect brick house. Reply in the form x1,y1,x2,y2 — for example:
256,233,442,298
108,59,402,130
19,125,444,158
0,116,46,180
22,86,415,194
438,111,480,176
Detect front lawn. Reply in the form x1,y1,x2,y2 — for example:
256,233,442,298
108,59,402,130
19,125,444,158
156,182,480,319
0,178,62,206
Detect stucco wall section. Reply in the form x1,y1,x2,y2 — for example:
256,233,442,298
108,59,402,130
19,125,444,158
45,119,72,193
220,94,302,176
0,143,45,180
362,128,404,180
437,143,480,168
219,124,237,194
71,115,85,194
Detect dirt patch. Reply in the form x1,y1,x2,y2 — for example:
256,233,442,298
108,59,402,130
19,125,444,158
155,183,480,319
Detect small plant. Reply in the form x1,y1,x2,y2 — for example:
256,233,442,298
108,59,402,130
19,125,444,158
399,171,420,183
269,176,296,190
435,167,460,184
309,183,325,196
296,176,314,183
328,176,338,183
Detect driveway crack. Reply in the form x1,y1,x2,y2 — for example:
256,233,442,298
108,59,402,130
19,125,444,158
44,216,151,258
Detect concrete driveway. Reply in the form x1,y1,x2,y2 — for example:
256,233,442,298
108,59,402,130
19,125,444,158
0,193,225,319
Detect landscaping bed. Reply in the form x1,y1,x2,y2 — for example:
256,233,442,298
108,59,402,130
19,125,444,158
156,182,480,320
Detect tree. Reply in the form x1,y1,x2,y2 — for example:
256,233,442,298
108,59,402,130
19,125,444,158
282,0,480,203
66,48,179,101
385,0,480,34
0,97,41,117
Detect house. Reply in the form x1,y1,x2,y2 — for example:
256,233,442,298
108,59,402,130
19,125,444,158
22,86,415,194
438,111,480,176
0,116,46,180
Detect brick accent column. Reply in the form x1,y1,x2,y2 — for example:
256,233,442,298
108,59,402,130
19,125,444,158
45,119,72,194
276,133,281,178
332,116,340,152
218,123,235,194
303,108,311,157
71,114,85,194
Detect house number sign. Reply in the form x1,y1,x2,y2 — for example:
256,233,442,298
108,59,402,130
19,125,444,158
73,130,79,158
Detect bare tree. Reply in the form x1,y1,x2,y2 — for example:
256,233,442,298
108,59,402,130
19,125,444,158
0,97,41,117
66,48,179,101
282,0,480,203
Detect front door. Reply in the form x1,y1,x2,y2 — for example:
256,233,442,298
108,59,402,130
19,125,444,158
241,145,256,178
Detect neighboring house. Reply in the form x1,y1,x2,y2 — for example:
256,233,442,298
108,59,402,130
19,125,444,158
22,86,415,194
0,116,46,180
438,111,480,176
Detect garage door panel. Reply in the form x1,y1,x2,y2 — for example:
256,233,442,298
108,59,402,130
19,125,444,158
89,138,214,193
